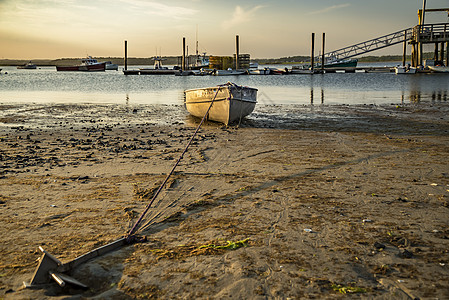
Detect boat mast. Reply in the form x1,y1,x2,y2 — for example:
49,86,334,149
196,24,199,58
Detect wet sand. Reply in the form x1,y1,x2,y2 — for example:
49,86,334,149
1,102,448,299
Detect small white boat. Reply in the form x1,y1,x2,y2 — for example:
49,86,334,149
212,68,247,76
104,61,118,70
139,56,177,75
249,62,259,69
191,52,209,69
289,69,313,74
428,66,449,73
248,68,270,75
395,65,417,74
184,82,257,126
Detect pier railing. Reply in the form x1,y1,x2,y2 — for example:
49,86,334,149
322,22,449,63
322,28,413,62
412,23,449,43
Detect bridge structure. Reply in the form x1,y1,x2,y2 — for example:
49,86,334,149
318,7,449,68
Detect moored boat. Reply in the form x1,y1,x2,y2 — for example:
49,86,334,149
184,82,257,126
56,56,106,72
17,61,37,69
428,66,449,73
248,68,270,75
395,65,417,74
212,68,247,76
139,56,178,75
293,58,358,71
322,58,358,68
105,61,119,70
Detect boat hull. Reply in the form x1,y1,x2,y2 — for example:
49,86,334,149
56,63,106,72
185,84,257,126
321,58,358,68
139,69,177,75
213,70,247,76
248,68,271,75
395,66,417,74
428,66,449,73
17,64,37,69
105,63,119,70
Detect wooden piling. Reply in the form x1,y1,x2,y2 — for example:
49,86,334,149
446,42,449,67
311,33,315,73
182,37,186,70
419,43,423,66
124,40,128,71
402,30,407,66
321,33,325,72
235,35,240,70
434,43,439,61
411,43,417,67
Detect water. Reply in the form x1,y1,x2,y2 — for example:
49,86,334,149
0,64,448,105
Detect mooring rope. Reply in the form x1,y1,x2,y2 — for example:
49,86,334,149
126,84,226,241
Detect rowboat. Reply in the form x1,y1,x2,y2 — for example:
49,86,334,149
184,82,257,126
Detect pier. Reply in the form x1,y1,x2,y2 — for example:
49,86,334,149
122,4,448,76
319,5,449,69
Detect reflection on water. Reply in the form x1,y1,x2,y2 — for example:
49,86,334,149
0,66,448,106
309,88,325,104
403,90,448,103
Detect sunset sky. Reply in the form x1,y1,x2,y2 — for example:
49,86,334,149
1,0,448,59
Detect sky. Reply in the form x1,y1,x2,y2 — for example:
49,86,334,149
1,0,448,59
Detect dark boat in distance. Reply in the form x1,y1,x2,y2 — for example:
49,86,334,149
56,56,106,72
17,61,37,69
292,58,358,71
321,58,358,68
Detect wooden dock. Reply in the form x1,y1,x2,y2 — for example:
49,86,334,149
318,67,394,73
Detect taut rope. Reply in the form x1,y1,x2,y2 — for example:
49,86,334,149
126,85,224,241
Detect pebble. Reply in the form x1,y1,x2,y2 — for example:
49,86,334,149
374,242,386,250
398,249,413,259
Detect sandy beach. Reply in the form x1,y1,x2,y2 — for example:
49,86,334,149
1,102,448,299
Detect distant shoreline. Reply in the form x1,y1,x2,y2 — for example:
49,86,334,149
0,52,436,67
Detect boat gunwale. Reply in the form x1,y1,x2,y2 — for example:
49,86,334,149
185,98,257,105
184,85,258,94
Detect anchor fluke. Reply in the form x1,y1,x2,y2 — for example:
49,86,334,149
24,237,128,289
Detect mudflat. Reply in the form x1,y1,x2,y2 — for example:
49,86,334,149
1,103,448,299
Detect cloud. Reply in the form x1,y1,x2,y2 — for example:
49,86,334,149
222,5,264,30
117,0,198,19
308,3,350,15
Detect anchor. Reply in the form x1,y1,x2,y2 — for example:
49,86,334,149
24,86,222,289
24,237,128,289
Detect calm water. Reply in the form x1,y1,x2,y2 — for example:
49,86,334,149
0,64,448,105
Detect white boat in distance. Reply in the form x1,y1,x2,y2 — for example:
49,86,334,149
428,66,449,73
395,65,417,74
248,68,271,75
139,56,178,75
184,82,257,126
104,61,118,70
212,68,247,76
